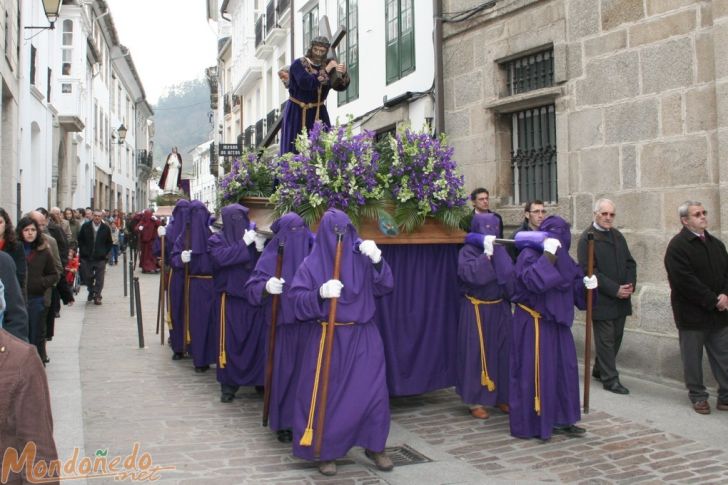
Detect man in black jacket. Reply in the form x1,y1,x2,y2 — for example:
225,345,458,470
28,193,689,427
509,200,546,261
664,200,728,415
77,210,113,305
578,199,636,395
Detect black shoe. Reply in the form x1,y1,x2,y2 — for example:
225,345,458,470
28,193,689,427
172,352,184,360
220,393,234,403
194,365,210,373
591,368,601,381
553,425,586,436
87,293,95,302
254,385,264,395
42,357,50,364
276,430,292,443
603,381,630,395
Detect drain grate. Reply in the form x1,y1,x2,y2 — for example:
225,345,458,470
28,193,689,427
383,444,432,467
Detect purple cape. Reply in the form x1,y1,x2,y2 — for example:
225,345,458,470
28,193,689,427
509,215,586,440
290,209,394,461
164,200,191,353
455,213,514,407
243,213,315,430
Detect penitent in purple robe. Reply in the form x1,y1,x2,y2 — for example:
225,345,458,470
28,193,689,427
290,209,393,462
279,57,349,155
244,213,315,431
509,215,586,440
170,200,216,368
456,214,514,408
208,204,266,387
164,200,190,355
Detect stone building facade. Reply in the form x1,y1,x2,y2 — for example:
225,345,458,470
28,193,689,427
443,0,728,383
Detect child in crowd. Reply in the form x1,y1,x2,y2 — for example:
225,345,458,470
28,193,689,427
65,247,80,298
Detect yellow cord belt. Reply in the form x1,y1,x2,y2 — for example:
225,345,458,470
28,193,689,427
218,292,227,368
466,295,503,391
299,320,355,447
289,86,323,130
184,274,214,345
517,303,542,416
166,268,173,330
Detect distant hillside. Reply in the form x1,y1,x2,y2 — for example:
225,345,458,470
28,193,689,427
152,78,212,173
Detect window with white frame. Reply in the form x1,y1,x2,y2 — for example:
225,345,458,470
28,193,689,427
61,20,73,76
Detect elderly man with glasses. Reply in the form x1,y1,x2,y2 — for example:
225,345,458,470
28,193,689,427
664,200,728,415
577,198,636,395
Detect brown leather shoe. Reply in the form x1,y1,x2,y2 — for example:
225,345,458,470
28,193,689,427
470,406,489,419
94,297,102,305
365,449,394,471
318,461,336,476
716,401,728,411
496,403,510,414
693,400,711,414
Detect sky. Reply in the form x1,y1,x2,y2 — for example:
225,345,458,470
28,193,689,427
106,0,218,104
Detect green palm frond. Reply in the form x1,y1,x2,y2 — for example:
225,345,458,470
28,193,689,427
395,204,426,233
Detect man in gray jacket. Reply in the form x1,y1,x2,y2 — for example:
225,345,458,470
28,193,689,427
577,198,637,395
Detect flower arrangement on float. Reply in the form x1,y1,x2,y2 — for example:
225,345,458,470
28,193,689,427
217,151,276,207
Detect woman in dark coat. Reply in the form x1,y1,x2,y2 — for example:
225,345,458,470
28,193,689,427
17,217,58,362
0,208,27,293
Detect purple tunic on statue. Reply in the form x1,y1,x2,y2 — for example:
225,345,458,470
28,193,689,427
456,214,514,408
208,204,266,387
279,57,349,155
509,215,586,440
244,213,315,431
165,200,190,354
170,200,216,368
290,209,393,462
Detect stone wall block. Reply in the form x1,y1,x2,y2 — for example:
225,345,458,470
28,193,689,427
584,30,627,58
453,71,483,109
601,0,645,31
576,51,640,106
605,98,659,144
444,36,475,78
579,146,621,193
572,192,594,230
714,22,728,79
568,151,580,193
469,106,490,136
695,32,715,84
646,0,700,16
719,84,728,127
662,186,719,231
685,85,717,133
628,9,697,48
567,0,600,39
612,191,663,232
627,232,671,283
621,144,637,189
567,42,583,79
636,285,675,333
715,0,728,18
640,137,709,188
660,92,683,136
568,108,604,149
445,109,471,137
641,38,694,94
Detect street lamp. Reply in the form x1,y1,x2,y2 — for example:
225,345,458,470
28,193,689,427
25,0,62,30
115,124,128,145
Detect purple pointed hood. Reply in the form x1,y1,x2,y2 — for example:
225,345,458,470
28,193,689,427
166,199,190,244
470,213,500,236
540,215,579,289
221,204,249,245
186,200,211,254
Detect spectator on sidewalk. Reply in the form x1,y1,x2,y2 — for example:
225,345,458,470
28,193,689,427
509,200,546,262
0,251,29,341
664,200,728,415
461,188,504,237
64,207,80,248
0,208,27,293
577,198,636,395
77,210,113,305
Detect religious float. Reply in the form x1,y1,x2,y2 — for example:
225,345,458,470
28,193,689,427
218,123,470,396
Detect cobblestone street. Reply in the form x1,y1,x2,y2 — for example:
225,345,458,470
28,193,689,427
45,263,728,484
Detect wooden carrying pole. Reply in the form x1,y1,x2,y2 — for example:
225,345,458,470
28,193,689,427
156,234,166,345
314,232,344,458
583,232,595,413
262,242,285,427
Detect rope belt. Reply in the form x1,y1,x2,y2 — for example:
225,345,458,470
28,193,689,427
299,321,355,447
184,274,214,345
219,293,227,368
289,86,324,131
466,295,503,392
166,268,173,330
517,303,542,416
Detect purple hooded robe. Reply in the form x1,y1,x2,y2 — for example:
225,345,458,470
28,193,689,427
163,200,189,355
290,209,394,462
209,204,266,388
243,213,315,431
170,200,216,368
509,215,586,440
456,213,514,408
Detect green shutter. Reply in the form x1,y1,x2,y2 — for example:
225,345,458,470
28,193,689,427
385,0,399,84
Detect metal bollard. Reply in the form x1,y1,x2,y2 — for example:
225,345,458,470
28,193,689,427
122,250,128,297
129,260,135,317
133,277,145,348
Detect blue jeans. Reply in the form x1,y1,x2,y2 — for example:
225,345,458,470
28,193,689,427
111,245,119,264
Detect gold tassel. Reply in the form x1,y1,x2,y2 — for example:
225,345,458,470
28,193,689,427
518,303,542,416
467,295,502,393
300,323,328,447
219,293,227,368
299,427,313,446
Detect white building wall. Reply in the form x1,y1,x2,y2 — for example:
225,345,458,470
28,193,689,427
189,141,217,212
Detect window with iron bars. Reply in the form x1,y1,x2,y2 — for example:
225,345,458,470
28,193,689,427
504,48,554,96
510,105,557,204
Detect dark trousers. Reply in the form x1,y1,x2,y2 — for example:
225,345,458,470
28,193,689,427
592,316,627,385
678,326,728,403
81,258,107,298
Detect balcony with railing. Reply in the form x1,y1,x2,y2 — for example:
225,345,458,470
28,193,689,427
255,118,265,147
223,94,232,116
255,15,274,58
277,0,291,25
266,0,288,46
266,109,280,146
244,125,256,149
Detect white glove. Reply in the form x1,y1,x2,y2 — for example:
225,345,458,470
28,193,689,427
319,279,343,299
359,240,382,264
157,226,166,237
483,235,496,257
265,277,285,295
254,233,267,252
543,238,561,255
583,275,598,290
180,250,191,263
137,225,144,232
243,229,256,246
